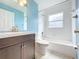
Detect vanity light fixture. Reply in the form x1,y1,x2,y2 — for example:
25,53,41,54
18,0,27,6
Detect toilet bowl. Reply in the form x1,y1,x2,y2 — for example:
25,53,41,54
35,39,49,59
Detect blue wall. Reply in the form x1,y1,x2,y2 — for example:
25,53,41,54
27,0,38,33
0,3,24,31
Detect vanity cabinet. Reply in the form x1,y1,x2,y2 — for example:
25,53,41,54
0,34,35,59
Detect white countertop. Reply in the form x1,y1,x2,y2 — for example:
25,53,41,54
0,32,34,39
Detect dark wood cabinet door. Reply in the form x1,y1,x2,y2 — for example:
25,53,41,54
22,41,35,59
6,44,21,59
2,44,21,59
0,44,21,59
0,48,7,59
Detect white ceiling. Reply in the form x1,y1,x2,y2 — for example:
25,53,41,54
34,0,66,11
0,0,67,12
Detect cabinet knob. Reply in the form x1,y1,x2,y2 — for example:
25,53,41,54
21,43,24,48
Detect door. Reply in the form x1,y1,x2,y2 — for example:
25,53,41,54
73,0,79,59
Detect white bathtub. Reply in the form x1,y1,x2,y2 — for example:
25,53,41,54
36,38,76,59
46,40,76,58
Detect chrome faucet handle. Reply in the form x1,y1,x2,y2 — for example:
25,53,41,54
72,14,78,18
11,26,19,32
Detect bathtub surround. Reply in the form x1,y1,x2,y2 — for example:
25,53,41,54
42,0,72,42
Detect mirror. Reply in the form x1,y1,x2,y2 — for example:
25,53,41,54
0,0,27,32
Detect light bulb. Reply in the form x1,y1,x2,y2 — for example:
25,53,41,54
19,1,24,6
23,0,27,4
18,0,27,6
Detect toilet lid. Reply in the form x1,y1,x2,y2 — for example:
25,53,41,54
36,39,49,45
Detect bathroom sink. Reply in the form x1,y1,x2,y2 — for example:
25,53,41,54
0,32,34,39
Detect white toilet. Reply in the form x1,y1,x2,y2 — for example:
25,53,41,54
35,39,49,59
